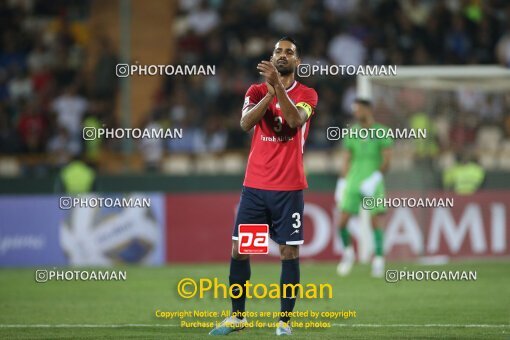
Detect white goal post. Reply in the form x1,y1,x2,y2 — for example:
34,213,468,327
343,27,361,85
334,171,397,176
353,65,510,263
357,65,510,100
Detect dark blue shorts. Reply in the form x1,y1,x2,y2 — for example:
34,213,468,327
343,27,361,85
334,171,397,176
232,186,304,245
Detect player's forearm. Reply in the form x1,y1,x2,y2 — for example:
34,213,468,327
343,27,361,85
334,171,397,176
379,162,389,174
341,163,350,177
341,152,351,177
240,94,274,132
274,83,304,128
379,149,391,173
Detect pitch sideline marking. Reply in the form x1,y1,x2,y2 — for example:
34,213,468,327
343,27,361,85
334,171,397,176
332,324,510,328
0,324,508,328
0,324,180,328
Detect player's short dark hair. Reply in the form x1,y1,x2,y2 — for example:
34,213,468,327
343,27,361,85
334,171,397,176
354,98,372,107
277,36,299,56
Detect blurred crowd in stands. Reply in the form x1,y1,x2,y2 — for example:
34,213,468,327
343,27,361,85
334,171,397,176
0,0,117,168
1,0,510,174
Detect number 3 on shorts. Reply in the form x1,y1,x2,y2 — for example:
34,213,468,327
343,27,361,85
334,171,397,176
292,212,301,229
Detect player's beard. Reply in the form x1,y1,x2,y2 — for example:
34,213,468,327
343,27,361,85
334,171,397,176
275,63,295,76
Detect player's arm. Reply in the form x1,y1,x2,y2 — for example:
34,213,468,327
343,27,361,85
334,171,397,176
257,61,308,128
342,150,351,177
240,83,275,132
380,147,391,173
334,150,351,204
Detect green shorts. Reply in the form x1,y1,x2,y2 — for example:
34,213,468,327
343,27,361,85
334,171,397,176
339,179,386,215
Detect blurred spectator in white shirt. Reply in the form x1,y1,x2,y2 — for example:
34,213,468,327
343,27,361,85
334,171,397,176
324,0,358,17
496,30,510,67
47,126,81,166
179,0,202,13
186,1,219,36
139,118,164,171
27,41,54,73
8,67,32,102
328,30,366,66
269,1,303,34
51,84,88,137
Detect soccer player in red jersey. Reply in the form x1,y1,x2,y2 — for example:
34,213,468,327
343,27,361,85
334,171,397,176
210,37,318,336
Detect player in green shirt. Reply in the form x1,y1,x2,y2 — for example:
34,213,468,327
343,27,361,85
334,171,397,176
334,98,393,277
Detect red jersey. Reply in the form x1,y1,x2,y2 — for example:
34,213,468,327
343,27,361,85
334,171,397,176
242,81,318,191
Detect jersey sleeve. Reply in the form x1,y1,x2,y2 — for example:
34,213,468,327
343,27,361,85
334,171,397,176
242,84,264,112
295,88,318,119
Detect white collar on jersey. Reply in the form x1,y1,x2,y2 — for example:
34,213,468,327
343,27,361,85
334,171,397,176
286,81,297,92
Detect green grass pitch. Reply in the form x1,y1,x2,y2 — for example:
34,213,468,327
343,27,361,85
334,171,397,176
0,261,509,339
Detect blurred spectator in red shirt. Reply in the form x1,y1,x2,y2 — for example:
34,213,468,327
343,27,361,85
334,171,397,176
449,112,477,153
17,99,47,153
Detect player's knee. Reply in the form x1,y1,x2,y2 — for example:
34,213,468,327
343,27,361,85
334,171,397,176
371,214,383,228
231,241,249,260
279,245,298,260
232,250,249,261
339,212,351,228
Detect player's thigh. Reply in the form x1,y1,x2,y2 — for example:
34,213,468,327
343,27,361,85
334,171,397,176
232,187,270,241
341,182,362,215
370,180,387,216
279,244,299,260
266,190,304,246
